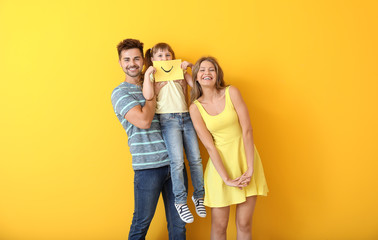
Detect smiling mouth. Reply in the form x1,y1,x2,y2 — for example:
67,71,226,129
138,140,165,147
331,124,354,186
161,66,173,73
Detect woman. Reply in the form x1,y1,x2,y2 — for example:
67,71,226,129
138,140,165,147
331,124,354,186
189,56,268,240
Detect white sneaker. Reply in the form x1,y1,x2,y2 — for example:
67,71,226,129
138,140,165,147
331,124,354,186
192,196,207,218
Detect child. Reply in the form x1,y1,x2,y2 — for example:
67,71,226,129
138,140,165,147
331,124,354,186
143,43,205,223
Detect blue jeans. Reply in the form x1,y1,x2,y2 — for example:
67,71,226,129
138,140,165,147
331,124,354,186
129,166,187,240
158,112,205,204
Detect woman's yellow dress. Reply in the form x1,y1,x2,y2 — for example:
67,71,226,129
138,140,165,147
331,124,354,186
194,86,268,207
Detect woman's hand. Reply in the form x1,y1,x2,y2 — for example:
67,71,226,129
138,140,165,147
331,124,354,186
223,168,253,189
154,81,167,95
239,168,254,186
224,177,248,190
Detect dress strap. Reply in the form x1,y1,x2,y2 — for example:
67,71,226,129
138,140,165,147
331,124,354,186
193,100,206,115
224,86,233,110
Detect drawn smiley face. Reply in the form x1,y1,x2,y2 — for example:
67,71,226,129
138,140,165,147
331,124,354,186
153,59,183,82
161,65,173,73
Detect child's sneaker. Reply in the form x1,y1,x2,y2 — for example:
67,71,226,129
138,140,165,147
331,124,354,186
175,203,194,223
192,196,207,218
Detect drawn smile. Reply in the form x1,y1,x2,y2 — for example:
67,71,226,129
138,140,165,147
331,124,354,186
161,66,173,73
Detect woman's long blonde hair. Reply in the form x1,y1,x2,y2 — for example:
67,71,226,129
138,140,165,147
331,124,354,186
190,56,227,103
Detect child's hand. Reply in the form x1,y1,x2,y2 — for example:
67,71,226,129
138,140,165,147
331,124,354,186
146,66,156,74
181,61,193,70
145,66,156,82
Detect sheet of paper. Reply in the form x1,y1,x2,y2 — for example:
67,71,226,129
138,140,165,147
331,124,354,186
153,59,184,82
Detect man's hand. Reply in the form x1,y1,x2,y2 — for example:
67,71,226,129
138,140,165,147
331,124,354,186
154,81,167,96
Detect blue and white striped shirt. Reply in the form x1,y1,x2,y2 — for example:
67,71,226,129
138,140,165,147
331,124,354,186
111,82,170,170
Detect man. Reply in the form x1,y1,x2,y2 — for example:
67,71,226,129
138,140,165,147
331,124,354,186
111,39,187,240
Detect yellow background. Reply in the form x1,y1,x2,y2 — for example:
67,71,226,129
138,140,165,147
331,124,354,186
1,0,377,239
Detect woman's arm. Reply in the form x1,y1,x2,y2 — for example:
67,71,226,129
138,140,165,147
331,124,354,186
189,103,247,189
142,66,156,101
229,86,254,183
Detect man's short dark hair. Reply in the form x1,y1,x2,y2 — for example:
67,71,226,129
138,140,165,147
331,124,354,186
117,39,144,59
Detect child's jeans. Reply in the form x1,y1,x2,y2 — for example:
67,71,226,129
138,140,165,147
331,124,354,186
158,112,205,204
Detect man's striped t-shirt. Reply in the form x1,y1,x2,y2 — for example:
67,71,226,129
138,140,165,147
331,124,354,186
111,81,169,170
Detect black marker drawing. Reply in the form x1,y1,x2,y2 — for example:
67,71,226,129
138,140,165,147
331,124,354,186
161,66,173,73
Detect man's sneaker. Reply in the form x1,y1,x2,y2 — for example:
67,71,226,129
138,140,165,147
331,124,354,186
192,196,207,218
175,203,194,223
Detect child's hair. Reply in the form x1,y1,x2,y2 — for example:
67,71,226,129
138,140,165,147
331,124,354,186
145,43,176,69
190,56,227,103
116,39,144,60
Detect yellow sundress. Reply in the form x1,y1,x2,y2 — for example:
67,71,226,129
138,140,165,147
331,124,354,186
194,86,268,207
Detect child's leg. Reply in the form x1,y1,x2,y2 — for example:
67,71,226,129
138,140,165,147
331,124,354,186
182,112,204,200
159,113,187,204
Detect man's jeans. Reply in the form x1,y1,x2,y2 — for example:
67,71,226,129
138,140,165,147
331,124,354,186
129,166,187,240
159,113,205,204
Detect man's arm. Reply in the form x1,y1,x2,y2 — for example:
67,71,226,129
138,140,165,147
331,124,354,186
124,96,156,129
